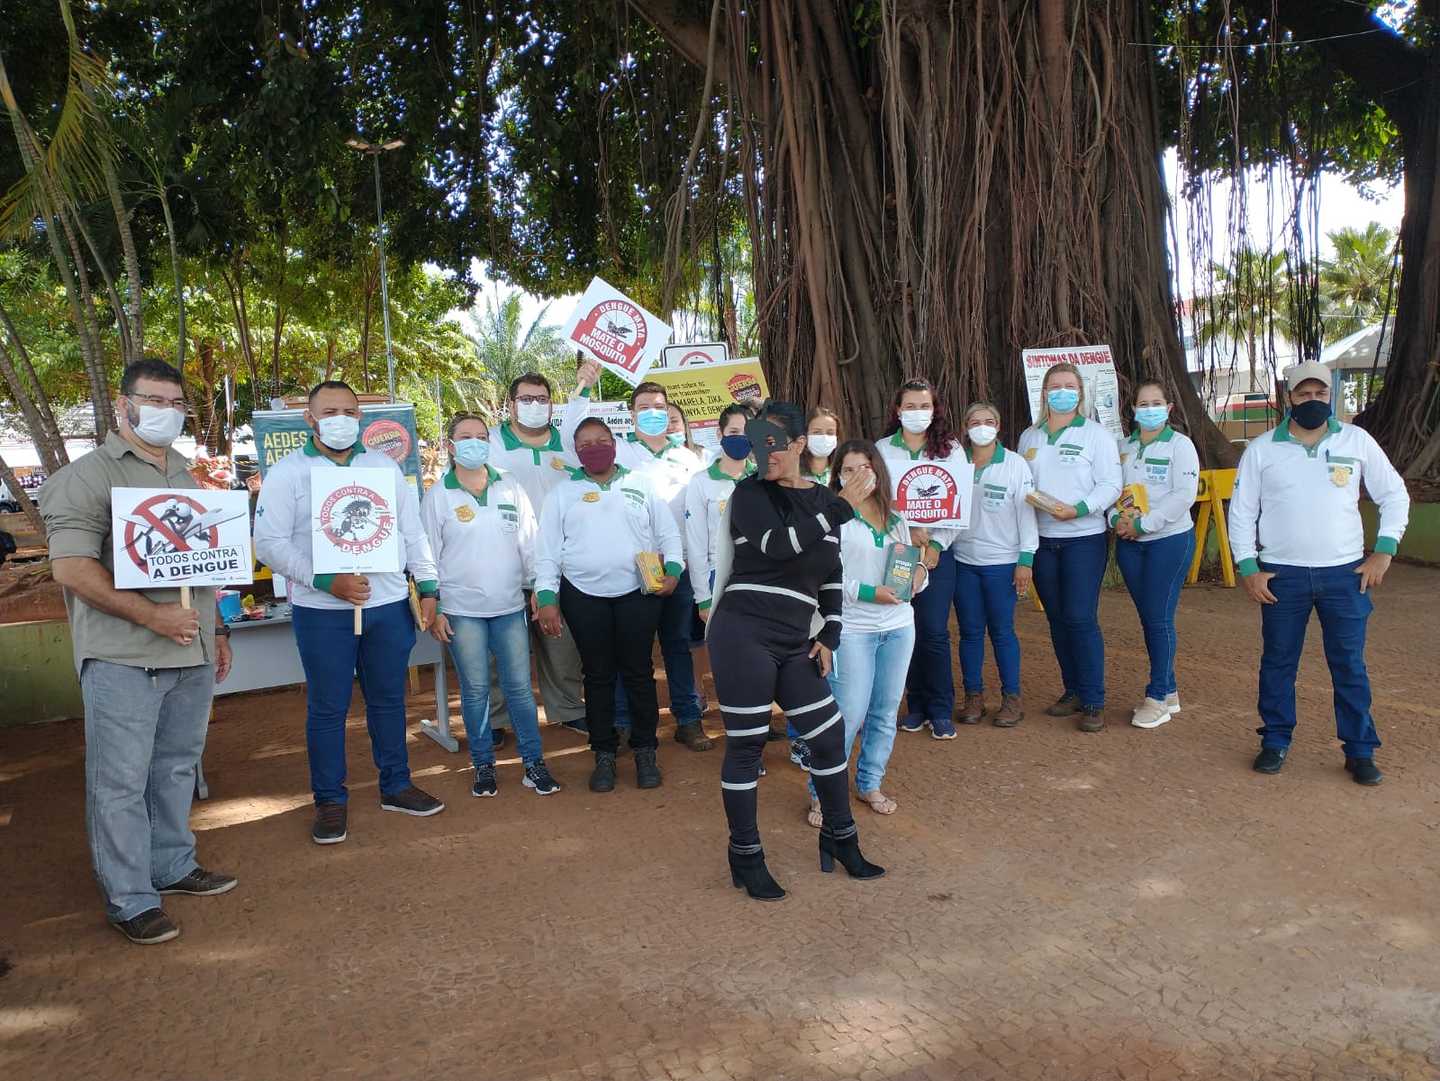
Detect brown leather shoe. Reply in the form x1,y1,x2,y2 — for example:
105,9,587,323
993,693,1024,727
1077,707,1105,733
674,723,713,751
957,693,985,724
1045,693,1081,717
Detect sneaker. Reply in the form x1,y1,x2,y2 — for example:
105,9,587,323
158,867,238,897
589,751,617,792
1130,697,1171,730
471,763,498,798
674,723,713,752
1345,757,1383,786
1077,707,1105,733
898,713,926,733
1045,693,1081,717
112,907,179,945
1253,747,1288,774
993,693,1024,727
958,693,985,725
927,716,958,740
634,748,663,789
522,760,561,795
1164,692,1181,714
491,728,508,749
312,802,348,845
789,738,812,771
380,785,446,817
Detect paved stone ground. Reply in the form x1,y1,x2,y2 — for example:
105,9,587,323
2,566,1438,1081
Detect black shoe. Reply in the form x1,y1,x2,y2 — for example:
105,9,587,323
560,718,589,735
158,867,238,896
1045,693,1081,717
674,723,713,751
818,829,885,879
1253,747,1288,774
1345,757,1383,786
634,748,663,789
589,750,617,792
522,759,561,795
491,728,508,749
471,763,498,798
312,802,348,845
728,847,786,901
1077,707,1105,733
380,785,446,816
111,907,179,945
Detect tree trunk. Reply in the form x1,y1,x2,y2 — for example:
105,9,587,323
0,300,69,474
160,191,186,370
359,255,376,395
105,153,144,364
0,451,45,536
221,258,260,399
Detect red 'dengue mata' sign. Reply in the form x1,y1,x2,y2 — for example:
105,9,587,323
560,277,672,386
890,460,976,531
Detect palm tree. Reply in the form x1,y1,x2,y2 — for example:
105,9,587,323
1192,248,1299,392
456,289,575,414
1319,222,1397,341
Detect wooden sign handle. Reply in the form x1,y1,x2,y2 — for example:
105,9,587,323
180,585,192,609
354,603,363,635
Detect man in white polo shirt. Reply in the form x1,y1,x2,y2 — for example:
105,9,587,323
1228,361,1410,785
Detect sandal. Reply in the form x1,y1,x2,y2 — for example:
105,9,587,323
858,790,898,815
805,799,824,829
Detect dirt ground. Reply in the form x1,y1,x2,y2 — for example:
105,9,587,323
2,565,1439,1081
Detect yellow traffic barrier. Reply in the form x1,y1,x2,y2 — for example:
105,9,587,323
1187,468,1237,587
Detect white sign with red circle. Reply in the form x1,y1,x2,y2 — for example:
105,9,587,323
890,460,975,530
310,468,402,574
659,341,728,369
560,276,673,387
111,488,254,590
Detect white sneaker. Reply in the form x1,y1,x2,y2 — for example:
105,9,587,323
1165,693,1181,714
1131,697,1171,729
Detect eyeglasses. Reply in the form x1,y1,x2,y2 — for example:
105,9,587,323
514,395,551,406
129,393,191,412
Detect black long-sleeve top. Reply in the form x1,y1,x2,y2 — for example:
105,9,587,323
716,475,855,650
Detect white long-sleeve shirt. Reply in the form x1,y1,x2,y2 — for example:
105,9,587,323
1228,416,1409,573
684,458,755,610
1107,427,1200,542
534,465,684,603
1017,416,1123,538
560,389,703,537
836,511,928,634
876,431,968,551
253,438,436,610
487,419,577,515
419,466,537,618
950,445,1039,567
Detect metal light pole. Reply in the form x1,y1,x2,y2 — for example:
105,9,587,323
346,137,406,401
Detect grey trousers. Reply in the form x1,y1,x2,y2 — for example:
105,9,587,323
80,659,214,922
488,607,586,729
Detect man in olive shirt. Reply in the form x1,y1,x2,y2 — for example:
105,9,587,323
40,359,238,945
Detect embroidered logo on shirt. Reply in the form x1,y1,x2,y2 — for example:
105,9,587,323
1329,465,1352,487
455,504,476,523
550,457,567,470
582,491,601,503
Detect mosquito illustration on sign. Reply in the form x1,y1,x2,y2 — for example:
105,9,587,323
310,468,402,634
890,461,975,531
111,488,255,597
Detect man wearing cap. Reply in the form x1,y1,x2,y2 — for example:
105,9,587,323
1228,361,1410,785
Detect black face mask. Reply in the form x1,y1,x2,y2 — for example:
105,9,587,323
1290,398,1332,431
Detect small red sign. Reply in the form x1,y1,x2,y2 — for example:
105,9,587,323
571,299,650,374
895,463,961,525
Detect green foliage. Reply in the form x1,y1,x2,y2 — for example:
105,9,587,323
1192,247,1300,357
454,290,576,415
1320,222,1398,338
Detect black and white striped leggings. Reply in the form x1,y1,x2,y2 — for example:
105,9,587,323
709,609,856,851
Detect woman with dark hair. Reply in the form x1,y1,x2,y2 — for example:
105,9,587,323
878,378,968,740
709,401,885,900
684,403,757,618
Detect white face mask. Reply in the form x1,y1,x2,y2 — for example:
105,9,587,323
125,401,186,447
315,415,360,451
514,400,551,429
967,424,998,447
807,433,837,458
899,409,933,435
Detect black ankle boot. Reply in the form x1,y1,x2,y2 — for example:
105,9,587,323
818,829,886,879
728,847,786,901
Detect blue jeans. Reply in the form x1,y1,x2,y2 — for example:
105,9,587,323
954,561,1022,696
1115,531,1195,701
904,552,957,722
1031,531,1108,708
810,623,915,796
81,660,213,922
615,572,702,728
447,610,544,767
1257,560,1379,758
293,599,416,805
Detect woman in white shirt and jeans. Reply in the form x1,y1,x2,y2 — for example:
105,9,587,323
420,414,558,797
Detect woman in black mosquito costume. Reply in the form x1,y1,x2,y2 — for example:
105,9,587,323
707,400,887,901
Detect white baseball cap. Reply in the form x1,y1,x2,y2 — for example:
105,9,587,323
1282,361,1332,390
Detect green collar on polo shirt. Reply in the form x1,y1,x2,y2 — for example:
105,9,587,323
1273,412,1342,456
498,419,562,453
965,444,1007,470
625,431,681,459
303,435,363,465
707,457,755,482
567,462,631,490
888,430,928,459
858,510,904,547
444,464,502,505
1130,424,1176,446
1044,414,1087,445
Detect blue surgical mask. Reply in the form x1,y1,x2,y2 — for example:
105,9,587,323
666,432,685,447
720,434,752,461
1046,387,1080,414
1134,405,1169,431
636,408,669,437
452,438,490,469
